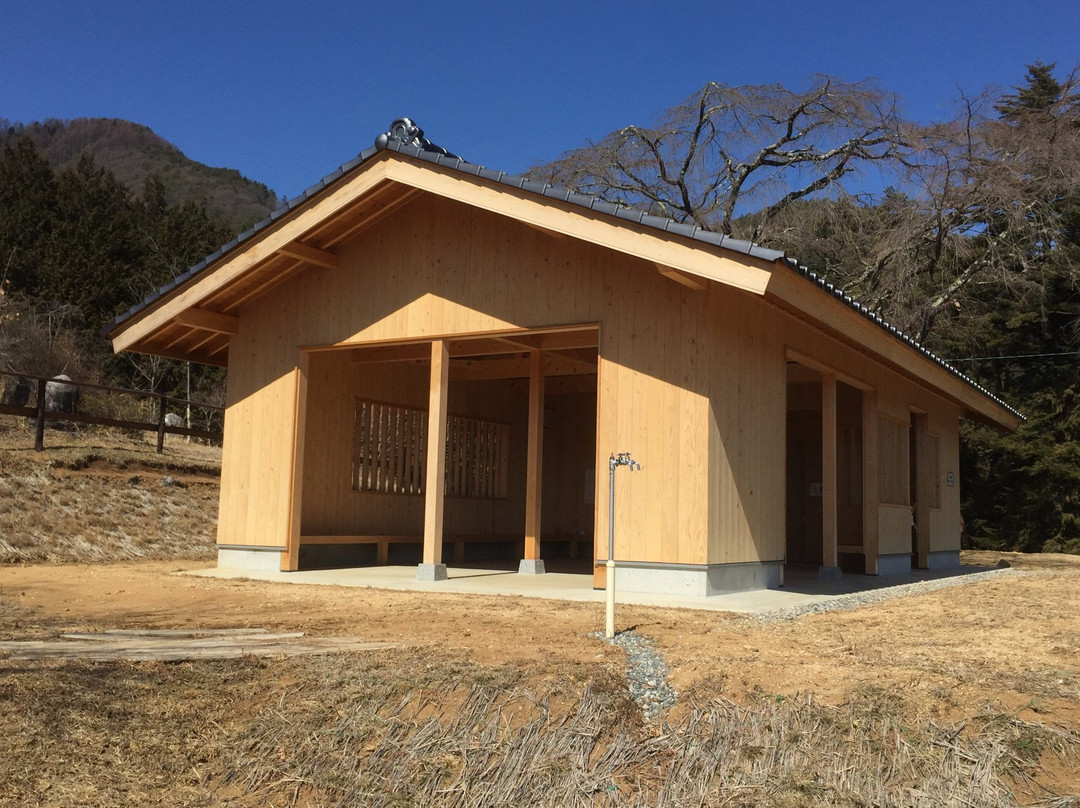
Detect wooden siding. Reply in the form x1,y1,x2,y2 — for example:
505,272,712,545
879,504,914,556
878,417,910,507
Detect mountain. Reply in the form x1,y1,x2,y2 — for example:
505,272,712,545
0,117,278,230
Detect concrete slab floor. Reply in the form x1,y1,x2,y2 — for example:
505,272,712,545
184,562,1002,615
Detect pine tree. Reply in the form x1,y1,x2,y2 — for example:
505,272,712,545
995,62,1065,120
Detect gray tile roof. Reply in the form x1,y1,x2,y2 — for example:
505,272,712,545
110,122,1023,422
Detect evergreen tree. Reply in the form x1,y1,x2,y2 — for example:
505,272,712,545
995,62,1066,120
0,136,58,292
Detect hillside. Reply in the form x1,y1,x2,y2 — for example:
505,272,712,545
1,117,278,230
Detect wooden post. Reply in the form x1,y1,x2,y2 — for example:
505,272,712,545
34,378,46,452
821,372,839,573
862,389,880,575
422,340,449,572
156,393,167,453
524,349,544,561
282,353,309,572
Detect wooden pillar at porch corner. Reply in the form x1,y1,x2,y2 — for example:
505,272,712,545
282,353,310,572
524,349,544,561
862,389,880,575
821,372,839,571
423,340,450,566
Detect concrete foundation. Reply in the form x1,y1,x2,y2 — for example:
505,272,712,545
615,560,782,597
518,559,546,575
877,553,913,576
817,565,843,581
928,550,961,570
416,563,448,581
217,546,284,572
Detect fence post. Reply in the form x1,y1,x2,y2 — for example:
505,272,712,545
34,378,47,451
156,393,167,454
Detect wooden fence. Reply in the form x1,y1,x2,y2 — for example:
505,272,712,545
0,370,224,453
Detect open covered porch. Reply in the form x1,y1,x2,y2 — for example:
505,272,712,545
288,325,600,580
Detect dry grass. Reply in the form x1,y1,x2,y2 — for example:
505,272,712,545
0,416,219,564
2,650,1076,807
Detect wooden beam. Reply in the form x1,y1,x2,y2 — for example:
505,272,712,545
172,308,238,336
351,343,431,364
449,352,596,381
862,389,880,575
423,340,449,566
276,241,339,269
524,350,543,561
448,338,527,357
657,263,707,291
822,371,838,570
496,329,600,353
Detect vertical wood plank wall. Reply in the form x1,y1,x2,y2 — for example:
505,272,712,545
216,191,966,569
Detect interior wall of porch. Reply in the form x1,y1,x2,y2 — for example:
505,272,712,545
299,350,534,538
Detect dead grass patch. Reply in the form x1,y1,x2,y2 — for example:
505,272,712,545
3,651,1075,807
0,418,219,564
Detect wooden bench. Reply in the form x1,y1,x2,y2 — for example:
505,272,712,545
299,534,590,564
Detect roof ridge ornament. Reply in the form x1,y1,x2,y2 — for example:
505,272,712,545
374,118,461,160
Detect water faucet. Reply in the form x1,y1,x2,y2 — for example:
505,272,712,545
610,452,641,472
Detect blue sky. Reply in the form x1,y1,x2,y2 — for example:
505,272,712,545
3,0,1078,201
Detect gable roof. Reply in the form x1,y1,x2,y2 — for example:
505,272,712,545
108,119,1023,430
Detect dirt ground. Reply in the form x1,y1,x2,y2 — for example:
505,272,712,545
2,556,1079,804
0,555,1076,706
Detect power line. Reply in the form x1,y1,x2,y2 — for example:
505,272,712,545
946,350,1080,362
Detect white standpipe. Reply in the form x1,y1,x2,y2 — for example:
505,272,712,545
606,452,640,639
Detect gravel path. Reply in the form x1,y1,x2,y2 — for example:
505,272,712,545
597,629,679,721
750,567,1025,623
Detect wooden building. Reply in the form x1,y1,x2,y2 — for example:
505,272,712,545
108,119,1022,596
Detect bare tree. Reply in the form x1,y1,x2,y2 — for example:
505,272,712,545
529,77,911,238
728,66,1080,344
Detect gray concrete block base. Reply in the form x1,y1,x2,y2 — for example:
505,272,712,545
217,547,284,572
416,563,448,581
616,561,781,597
518,559,546,575
928,550,961,570
877,553,913,576
817,565,843,581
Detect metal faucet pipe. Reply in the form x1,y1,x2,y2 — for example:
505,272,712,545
606,451,640,639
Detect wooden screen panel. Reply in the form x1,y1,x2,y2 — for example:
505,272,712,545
352,399,508,498
878,417,909,506
353,400,426,494
445,415,508,498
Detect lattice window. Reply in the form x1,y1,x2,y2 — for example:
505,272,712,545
352,400,426,494
352,399,508,498
444,414,509,498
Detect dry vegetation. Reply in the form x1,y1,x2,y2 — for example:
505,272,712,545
0,417,219,564
1,417,1078,806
